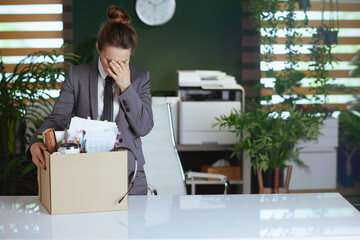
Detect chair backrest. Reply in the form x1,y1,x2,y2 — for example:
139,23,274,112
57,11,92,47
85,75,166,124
142,103,187,195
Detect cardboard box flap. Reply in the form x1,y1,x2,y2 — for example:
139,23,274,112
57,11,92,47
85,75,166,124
39,151,52,213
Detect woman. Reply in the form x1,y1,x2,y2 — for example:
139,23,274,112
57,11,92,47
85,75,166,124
28,6,153,195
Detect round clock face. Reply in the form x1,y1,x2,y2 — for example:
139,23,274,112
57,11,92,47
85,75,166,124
135,0,176,26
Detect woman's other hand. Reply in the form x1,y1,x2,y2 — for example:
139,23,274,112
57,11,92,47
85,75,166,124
30,142,47,168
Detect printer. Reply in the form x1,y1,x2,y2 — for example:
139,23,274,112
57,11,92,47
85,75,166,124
177,70,245,145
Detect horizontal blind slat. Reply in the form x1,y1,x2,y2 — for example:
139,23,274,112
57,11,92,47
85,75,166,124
275,37,360,45
245,53,355,63
5,82,63,91
261,87,360,96
0,48,60,56
261,70,354,79
0,0,62,5
0,14,62,22
3,63,65,73
266,53,355,62
274,20,360,29
245,37,360,46
279,2,360,12
0,31,62,39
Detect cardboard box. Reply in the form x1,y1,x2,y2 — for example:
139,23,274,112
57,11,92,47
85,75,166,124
38,151,128,214
201,165,241,180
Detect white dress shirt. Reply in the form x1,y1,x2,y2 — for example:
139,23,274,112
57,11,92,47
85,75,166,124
97,57,120,122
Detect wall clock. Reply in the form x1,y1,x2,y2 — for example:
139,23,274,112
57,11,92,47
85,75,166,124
135,0,176,26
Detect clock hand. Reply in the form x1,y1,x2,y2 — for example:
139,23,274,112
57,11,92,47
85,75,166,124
154,0,167,7
146,0,155,6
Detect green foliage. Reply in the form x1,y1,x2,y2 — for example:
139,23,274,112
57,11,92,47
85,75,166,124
349,50,360,77
241,0,354,174
338,109,360,176
250,0,309,105
240,0,323,172
214,104,322,172
339,111,360,150
307,25,357,113
0,44,79,195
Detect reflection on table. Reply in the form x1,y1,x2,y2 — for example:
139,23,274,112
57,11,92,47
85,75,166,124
1,193,360,239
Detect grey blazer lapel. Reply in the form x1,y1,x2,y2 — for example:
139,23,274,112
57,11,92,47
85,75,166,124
89,59,99,120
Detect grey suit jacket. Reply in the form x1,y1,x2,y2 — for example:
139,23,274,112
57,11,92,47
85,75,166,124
29,59,154,171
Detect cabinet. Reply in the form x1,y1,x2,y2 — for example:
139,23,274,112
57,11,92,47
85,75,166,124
290,118,338,190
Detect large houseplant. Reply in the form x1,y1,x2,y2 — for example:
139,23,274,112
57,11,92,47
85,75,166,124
215,103,321,173
214,0,325,192
0,44,79,195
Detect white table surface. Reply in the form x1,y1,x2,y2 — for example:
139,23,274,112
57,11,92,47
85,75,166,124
1,193,360,239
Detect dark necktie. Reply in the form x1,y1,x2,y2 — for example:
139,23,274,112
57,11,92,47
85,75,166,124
103,76,114,121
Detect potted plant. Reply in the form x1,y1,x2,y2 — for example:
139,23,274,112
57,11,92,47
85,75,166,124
233,0,354,193
0,44,79,195
297,0,311,11
214,103,321,192
319,0,340,46
297,0,311,25
217,0,330,192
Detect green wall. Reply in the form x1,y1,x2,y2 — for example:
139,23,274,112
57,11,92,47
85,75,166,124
73,0,243,92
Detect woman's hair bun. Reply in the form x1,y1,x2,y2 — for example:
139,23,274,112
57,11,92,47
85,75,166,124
107,6,130,25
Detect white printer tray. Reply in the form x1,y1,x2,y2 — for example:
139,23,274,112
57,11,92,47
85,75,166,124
179,101,240,145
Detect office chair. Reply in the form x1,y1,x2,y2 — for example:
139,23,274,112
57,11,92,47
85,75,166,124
142,102,229,195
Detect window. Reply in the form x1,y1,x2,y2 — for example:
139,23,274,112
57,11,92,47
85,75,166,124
0,0,73,75
259,2,360,109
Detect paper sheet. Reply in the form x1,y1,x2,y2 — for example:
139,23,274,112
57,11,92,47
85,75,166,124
67,117,119,153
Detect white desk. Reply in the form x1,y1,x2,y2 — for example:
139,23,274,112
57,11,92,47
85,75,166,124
1,193,360,239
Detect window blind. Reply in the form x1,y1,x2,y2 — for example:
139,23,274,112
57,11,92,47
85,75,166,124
0,0,72,75
259,1,360,110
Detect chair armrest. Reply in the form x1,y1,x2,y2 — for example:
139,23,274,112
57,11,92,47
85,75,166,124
147,184,158,195
186,171,227,181
186,171,230,194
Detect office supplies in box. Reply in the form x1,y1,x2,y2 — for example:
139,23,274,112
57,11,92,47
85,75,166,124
38,151,128,214
67,116,118,153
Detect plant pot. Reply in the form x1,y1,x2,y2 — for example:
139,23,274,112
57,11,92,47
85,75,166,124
256,166,293,194
324,30,338,45
262,169,284,188
297,0,311,10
